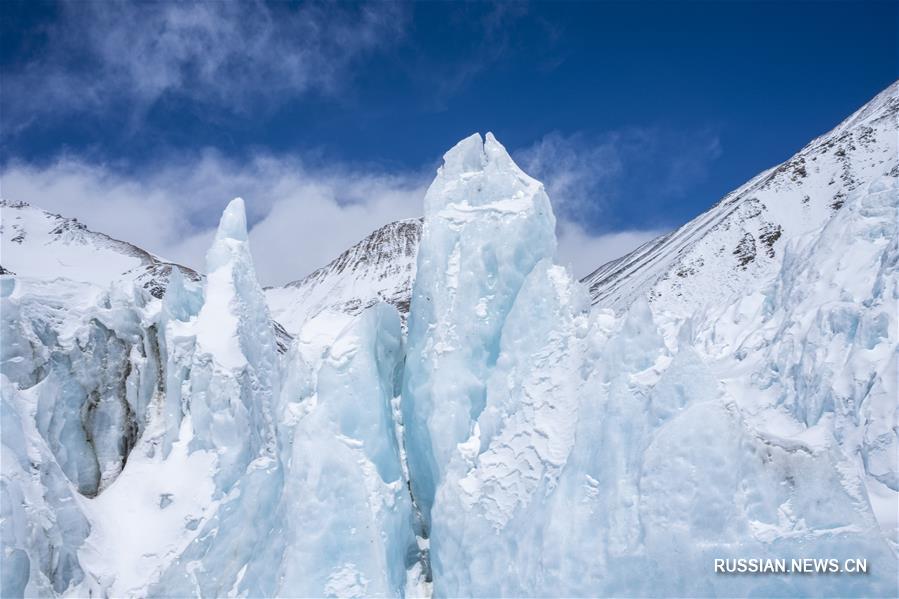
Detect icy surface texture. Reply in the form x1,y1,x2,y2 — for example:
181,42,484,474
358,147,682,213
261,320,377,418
0,275,151,595
0,278,159,497
402,131,898,596
427,260,591,594
273,303,415,597
152,303,416,598
402,132,557,520
718,174,899,549
156,266,204,457
1,83,898,598
128,198,286,596
190,197,280,490
0,198,288,596
1,376,91,597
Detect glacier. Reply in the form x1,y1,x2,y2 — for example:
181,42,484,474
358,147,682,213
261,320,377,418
400,133,898,596
1,83,898,598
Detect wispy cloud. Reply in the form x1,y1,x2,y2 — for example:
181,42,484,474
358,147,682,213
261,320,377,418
514,131,624,223
3,1,407,132
515,127,723,228
511,126,723,275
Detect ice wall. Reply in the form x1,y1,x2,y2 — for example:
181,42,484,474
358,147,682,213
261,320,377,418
0,197,289,597
144,198,286,596
1,376,91,597
148,202,418,597
402,132,558,522
428,260,591,594
0,278,161,498
156,266,203,457
0,268,168,595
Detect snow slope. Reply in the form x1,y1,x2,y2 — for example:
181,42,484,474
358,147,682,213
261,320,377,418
264,218,420,368
0,200,201,297
582,80,899,318
267,218,421,331
0,200,293,353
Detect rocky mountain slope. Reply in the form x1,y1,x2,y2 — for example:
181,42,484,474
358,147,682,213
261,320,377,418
265,218,420,335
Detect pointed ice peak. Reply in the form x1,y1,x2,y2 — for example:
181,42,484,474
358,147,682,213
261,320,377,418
483,131,513,165
440,132,521,178
198,197,259,369
206,198,250,273
442,132,486,175
426,131,547,216
215,197,248,242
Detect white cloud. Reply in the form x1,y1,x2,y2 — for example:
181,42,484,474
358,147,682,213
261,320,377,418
0,148,662,287
515,131,624,220
556,221,663,279
511,126,725,276
0,154,429,287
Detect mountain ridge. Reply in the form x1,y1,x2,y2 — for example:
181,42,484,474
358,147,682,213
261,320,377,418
582,79,898,316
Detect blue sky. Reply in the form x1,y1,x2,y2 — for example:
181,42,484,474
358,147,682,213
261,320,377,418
1,0,896,284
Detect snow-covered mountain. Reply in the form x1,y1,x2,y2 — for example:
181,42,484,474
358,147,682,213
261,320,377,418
1,82,897,598
582,80,899,317
0,200,201,297
265,218,420,347
0,200,294,354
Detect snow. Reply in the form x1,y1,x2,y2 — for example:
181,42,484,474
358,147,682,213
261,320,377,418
0,203,142,286
273,304,415,597
195,199,251,370
77,419,218,596
1,82,897,598
583,80,899,319
0,200,199,298
265,218,420,338
1,375,91,597
399,97,897,595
